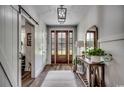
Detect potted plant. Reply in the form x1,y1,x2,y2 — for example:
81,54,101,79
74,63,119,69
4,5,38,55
76,60,83,74
72,58,77,72
86,48,105,62
72,58,83,73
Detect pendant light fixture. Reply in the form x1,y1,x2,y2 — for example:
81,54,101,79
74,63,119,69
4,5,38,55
57,5,67,24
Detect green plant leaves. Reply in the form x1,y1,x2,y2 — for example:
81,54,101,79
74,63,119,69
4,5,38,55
73,58,81,65
86,48,105,56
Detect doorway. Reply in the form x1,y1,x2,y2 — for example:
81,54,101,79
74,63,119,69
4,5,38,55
51,30,73,64
20,16,35,86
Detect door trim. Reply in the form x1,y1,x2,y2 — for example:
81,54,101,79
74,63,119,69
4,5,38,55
47,26,76,65
51,30,73,64
18,13,36,86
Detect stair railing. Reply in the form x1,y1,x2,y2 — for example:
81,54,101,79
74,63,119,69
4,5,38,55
0,62,13,87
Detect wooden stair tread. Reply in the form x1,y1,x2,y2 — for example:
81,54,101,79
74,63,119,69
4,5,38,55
22,78,34,87
22,71,31,79
22,71,34,87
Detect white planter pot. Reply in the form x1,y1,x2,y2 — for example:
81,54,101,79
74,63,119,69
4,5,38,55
91,56,101,63
72,65,77,72
77,64,84,74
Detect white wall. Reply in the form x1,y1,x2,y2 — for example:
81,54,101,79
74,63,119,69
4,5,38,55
77,5,124,86
98,6,124,87
0,6,18,86
35,18,47,77
77,6,97,40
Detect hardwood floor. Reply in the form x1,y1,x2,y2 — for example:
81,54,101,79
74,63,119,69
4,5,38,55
23,64,84,87
22,71,34,87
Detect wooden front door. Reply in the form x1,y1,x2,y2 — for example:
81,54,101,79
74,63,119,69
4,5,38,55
51,30,73,64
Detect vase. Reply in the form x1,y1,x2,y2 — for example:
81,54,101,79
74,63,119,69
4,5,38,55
72,65,77,72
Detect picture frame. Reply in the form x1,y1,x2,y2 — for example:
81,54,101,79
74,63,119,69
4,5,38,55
27,33,32,46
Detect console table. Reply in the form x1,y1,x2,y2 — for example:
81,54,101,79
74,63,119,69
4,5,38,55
76,56,105,87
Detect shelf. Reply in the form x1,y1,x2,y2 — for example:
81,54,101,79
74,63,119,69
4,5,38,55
77,73,89,87
76,56,105,87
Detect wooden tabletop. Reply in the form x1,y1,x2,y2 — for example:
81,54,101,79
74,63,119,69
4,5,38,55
76,56,104,65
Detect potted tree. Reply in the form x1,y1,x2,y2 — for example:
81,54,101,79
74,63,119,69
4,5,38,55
86,48,105,63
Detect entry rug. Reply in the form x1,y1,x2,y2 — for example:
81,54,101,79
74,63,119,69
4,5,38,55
41,71,78,87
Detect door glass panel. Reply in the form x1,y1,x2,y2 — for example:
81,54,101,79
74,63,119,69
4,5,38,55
57,32,66,55
69,38,72,43
69,44,72,49
51,32,55,55
61,38,66,43
58,32,61,43
61,33,66,38
69,33,72,38
69,31,73,55
58,50,61,55
62,44,66,49
69,44,72,55
62,49,66,55
61,33,66,43
52,33,55,38
62,44,66,55
58,43,62,55
69,50,72,55
58,33,61,38
58,38,61,43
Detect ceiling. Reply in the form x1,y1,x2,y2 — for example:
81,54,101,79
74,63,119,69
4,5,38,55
32,5,91,25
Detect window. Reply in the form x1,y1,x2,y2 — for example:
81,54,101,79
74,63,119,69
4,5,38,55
85,26,98,50
86,31,95,49
51,31,55,55
69,31,73,55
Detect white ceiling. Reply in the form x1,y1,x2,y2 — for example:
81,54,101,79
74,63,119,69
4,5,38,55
32,5,91,25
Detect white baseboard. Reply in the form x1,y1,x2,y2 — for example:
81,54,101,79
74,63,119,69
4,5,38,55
35,63,46,78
